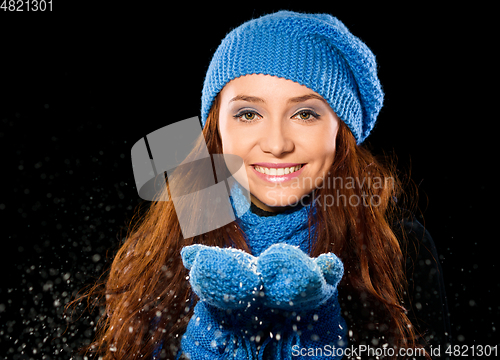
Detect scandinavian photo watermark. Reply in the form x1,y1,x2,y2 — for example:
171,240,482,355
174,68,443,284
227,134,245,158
266,189,386,208
264,174,395,192
264,175,395,209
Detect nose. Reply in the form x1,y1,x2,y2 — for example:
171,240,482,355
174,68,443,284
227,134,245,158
259,119,294,157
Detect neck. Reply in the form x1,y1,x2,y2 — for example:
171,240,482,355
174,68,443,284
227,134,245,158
250,194,292,213
250,193,314,213
229,182,317,256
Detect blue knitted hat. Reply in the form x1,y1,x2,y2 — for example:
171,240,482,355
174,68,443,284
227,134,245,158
201,10,384,144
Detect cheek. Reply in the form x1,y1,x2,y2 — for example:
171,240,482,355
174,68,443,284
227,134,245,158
307,132,336,161
321,122,339,159
219,125,247,158
219,119,231,154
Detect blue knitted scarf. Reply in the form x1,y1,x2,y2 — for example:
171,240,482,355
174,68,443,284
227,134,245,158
153,183,347,359
229,182,318,257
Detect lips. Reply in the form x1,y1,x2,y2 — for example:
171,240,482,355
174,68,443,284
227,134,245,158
254,164,303,175
251,163,306,183
251,162,304,168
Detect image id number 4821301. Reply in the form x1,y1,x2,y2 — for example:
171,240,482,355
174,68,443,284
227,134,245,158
1,0,53,11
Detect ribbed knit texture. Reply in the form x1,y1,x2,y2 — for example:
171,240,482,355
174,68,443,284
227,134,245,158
201,10,384,144
181,244,261,310
229,181,317,257
174,183,347,359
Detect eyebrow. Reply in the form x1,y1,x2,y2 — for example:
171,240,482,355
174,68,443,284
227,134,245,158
229,95,266,104
228,93,328,105
287,94,328,105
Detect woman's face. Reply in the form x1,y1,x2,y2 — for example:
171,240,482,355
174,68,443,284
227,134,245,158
219,74,340,212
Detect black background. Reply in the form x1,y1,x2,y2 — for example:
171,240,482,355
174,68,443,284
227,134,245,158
1,3,497,359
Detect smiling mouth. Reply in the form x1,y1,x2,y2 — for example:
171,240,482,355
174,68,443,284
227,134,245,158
252,164,305,176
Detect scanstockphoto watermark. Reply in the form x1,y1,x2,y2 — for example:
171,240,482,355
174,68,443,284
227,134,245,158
292,344,427,358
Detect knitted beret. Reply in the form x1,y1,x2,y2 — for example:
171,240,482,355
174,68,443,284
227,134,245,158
201,10,384,144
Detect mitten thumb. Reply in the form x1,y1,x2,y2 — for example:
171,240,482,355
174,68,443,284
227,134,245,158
315,253,344,288
180,244,207,271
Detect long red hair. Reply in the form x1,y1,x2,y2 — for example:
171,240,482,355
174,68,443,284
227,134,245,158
67,93,427,359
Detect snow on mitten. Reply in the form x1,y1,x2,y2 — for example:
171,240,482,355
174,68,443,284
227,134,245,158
181,244,262,309
315,252,344,288
256,243,343,311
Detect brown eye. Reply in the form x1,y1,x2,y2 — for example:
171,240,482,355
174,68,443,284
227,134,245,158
234,110,260,122
292,109,320,122
298,111,311,120
243,112,256,121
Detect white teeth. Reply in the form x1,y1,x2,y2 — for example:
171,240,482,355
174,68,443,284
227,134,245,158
254,164,303,175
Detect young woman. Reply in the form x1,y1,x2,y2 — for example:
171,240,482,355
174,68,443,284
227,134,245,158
72,10,450,359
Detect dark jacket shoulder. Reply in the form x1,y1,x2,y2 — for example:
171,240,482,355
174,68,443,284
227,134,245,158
393,212,453,353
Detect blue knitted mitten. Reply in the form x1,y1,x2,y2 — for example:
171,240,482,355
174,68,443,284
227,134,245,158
181,243,343,311
180,244,346,359
181,245,270,359
256,243,344,311
181,244,262,309
181,300,266,360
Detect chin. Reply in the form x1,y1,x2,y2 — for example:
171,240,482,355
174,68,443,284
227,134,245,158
258,191,308,208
